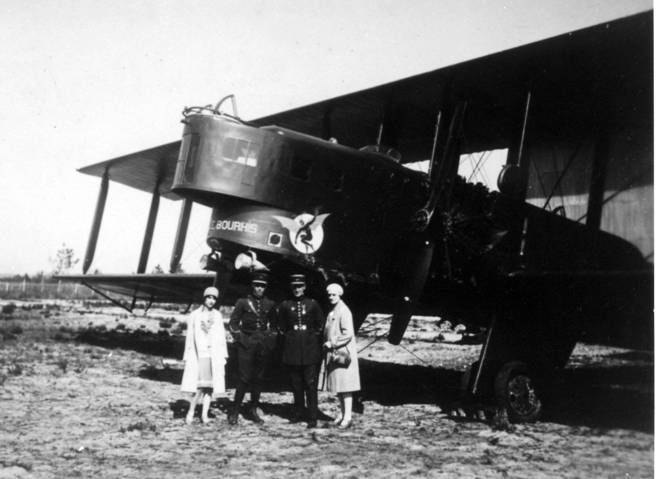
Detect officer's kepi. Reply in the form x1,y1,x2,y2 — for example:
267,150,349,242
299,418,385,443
252,272,268,285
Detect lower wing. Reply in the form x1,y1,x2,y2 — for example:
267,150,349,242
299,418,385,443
55,273,236,308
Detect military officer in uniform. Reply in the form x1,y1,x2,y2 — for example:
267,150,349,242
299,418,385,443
228,272,278,425
278,274,325,428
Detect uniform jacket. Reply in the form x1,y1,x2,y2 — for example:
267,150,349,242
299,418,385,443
180,306,228,397
229,294,277,348
278,296,324,365
322,300,360,393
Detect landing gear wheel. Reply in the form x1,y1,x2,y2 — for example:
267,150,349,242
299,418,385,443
494,361,542,423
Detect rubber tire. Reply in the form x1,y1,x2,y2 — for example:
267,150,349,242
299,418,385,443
494,361,543,423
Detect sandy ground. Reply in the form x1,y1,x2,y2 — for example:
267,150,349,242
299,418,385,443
0,301,652,478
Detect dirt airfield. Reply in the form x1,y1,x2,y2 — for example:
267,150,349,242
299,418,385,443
0,301,652,478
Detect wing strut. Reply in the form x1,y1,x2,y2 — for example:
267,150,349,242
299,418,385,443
515,91,532,178
170,198,193,273
501,90,533,201
137,186,161,273
83,170,109,274
426,110,443,179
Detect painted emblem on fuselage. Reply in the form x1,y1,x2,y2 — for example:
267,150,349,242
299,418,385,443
273,213,330,254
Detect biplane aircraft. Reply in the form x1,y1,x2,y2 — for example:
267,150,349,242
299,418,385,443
59,11,653,422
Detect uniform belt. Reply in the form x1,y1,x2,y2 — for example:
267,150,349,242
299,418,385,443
293,324,307,331
242,327,267,335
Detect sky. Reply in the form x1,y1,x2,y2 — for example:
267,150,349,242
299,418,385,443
0,0,651,275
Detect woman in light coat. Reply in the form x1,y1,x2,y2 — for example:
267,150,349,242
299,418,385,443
181,286,228,424
322,283,360,428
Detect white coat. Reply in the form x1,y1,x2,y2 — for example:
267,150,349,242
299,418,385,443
321,300,360,393
180,306,228,398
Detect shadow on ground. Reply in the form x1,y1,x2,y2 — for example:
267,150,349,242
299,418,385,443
74,328,653,432
547,365,653,432
360,358,654,433
76,328,184,357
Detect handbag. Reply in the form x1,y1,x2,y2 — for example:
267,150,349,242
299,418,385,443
331,346,351,368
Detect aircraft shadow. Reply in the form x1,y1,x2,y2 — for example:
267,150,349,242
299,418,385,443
74,327,293,392
73,329,652,432
546,365,653,432
76,328,185,357
360,359,653,433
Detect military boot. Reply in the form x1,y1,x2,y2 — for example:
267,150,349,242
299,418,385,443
289,406,304,423
227,405,239,426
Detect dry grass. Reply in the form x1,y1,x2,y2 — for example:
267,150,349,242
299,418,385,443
0,302,652,478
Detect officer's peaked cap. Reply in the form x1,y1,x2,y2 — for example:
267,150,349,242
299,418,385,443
289,274,306,285
252,272,268,284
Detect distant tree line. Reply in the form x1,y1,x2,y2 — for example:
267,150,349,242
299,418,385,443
1,244,86,284
3,245,175,285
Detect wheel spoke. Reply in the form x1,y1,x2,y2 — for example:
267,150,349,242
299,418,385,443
508,375,539,415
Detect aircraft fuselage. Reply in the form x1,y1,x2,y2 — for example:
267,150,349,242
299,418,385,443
172,112,430,299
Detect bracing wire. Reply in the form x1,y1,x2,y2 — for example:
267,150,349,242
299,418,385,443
397,342,432,367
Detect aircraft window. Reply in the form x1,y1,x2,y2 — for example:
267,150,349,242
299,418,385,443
222,137,259,167
290,155,312,181
458,148,507,192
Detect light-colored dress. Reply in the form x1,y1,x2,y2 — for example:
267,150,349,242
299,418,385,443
322,300,360,393
180,306,228,398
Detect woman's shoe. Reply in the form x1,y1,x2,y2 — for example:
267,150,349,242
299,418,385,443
332,416,343,426
201,417,212,424
338,419,352,429
185,415,194,425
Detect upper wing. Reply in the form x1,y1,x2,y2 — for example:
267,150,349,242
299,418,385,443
77,15,650,183
78,141,182,199
250,14,650,163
